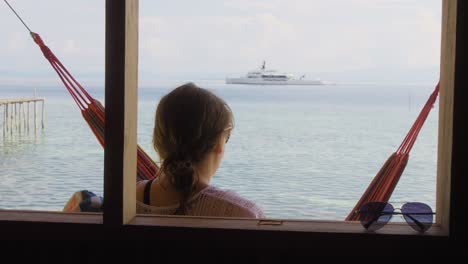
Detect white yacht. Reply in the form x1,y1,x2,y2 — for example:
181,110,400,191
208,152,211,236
226,62,324,85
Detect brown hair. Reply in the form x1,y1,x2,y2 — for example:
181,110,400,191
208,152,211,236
153,83,234,214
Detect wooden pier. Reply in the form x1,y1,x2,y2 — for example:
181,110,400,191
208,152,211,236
0,97,45,136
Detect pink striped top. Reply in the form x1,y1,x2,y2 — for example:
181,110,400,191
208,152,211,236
136,185,265,218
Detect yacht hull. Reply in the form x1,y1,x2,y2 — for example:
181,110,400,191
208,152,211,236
226,78,324,85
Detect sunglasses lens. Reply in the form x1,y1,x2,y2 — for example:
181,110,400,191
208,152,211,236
401,202,433,233
359,202,394,231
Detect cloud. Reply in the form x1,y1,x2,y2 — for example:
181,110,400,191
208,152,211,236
0,0,441,83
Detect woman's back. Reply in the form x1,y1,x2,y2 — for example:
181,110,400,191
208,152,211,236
137,180,264,218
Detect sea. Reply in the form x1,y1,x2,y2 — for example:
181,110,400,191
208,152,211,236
0,81,439,220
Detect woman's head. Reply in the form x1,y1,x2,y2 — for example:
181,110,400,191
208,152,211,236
153,83,233,212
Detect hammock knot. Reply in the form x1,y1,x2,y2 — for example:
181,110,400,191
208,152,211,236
31,32,53,60
31,32,44,46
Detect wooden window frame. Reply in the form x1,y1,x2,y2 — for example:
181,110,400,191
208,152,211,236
1,0,465,253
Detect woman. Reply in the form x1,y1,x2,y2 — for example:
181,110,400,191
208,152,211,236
136,83,264,218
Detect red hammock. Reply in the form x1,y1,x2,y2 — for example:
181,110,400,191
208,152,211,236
346,83,439,221
29,32,438,218
31,32,158,182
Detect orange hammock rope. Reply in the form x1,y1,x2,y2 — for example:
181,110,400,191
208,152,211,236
32,32,158,182
346,83,439,221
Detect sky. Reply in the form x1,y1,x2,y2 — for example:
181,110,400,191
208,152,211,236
0,0,442,86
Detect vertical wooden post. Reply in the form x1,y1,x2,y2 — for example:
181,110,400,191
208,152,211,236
21,103,24,130
23,102,27,130
27,102,30,132
437,0,457,230
23,103,26,131
22,103,24,132
41,100,45,129
19,103,22,133
14,103,17,132
5,102,8,133
448,0,468,241
2,104,4,136
104,0,138,226
34,101,37,132
10,103,13,134
17,103,19,131
17,103,20,132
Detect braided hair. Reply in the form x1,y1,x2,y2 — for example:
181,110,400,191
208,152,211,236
153,83,233,214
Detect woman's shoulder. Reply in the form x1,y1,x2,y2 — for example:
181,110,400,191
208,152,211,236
198,185,265,218
136,179,150,203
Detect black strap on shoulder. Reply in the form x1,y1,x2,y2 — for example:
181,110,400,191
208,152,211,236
143,179,154,205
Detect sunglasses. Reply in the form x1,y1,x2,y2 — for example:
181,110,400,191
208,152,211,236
356,202,435,233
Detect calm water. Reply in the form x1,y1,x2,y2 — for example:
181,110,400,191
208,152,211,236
0,81,438,220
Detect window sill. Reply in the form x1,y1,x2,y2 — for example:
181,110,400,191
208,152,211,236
130,214,448,237
0,210,447,237
0,209,102,224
